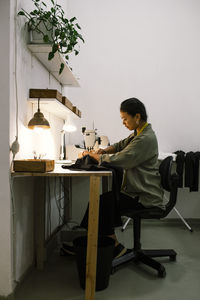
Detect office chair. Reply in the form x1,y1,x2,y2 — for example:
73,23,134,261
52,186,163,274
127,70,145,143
112,156,179,277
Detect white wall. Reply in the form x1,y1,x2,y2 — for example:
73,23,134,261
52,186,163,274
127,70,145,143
0,0,81,294
11,0,70,161
67,0,200,218
68,0,200,151
0,0,13,296
9,0,79,285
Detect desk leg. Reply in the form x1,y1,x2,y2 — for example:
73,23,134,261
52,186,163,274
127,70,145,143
34,177,46,270
85,175,101,300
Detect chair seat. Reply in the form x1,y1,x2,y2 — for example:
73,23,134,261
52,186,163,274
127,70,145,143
122,206,164,219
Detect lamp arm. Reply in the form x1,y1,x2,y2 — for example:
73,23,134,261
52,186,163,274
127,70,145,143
60,130,65,160
38,98,40,112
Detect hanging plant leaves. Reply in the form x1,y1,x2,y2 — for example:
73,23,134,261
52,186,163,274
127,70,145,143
55,28,59,36
70,17,76,22
76,23,81,29
18,11,25,16
18,0,85,74
74,50,79,56
52,43,58,53
48,52,54,60
59,63,64,74
43,35,49,42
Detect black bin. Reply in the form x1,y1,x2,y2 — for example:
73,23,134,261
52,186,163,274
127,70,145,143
73,236,115,291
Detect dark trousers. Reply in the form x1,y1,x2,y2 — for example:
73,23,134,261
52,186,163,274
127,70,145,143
80,191,144,236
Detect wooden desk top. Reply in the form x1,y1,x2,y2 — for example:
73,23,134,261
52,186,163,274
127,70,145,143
11,164,112,177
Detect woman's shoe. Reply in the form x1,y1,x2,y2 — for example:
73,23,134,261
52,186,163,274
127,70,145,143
113,243,130,259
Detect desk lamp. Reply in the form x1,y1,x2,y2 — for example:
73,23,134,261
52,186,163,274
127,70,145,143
28,98,50,129
60,116,77,160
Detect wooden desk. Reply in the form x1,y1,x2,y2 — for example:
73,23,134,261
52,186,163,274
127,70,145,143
12,166,112,300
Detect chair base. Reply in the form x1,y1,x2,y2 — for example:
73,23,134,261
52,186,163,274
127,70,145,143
112,248,177,277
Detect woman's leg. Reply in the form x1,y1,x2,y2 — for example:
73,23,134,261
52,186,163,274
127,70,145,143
80,191,144,237
108,193,144,245
80,191,118,236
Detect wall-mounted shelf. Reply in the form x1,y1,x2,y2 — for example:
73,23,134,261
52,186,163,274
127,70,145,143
27,44,80,87
28,98,80,120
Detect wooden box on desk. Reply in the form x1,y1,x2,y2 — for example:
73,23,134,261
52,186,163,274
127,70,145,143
13,159,55,172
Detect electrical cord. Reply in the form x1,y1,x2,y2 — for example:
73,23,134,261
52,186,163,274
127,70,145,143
54,177,65,224
10,0,20,285
47,177,52,236
58,177,80,229
58,177,71,211
10,0,20,161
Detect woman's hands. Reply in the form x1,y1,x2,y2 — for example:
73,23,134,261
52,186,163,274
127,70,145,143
80,150,100,162
79,147,110,162
96,149,106,154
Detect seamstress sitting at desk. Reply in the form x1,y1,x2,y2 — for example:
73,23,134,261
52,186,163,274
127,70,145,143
65,98,165,258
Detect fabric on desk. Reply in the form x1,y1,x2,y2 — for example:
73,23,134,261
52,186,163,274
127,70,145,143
185,151,200,192
174,150,185,187
62,154,100,171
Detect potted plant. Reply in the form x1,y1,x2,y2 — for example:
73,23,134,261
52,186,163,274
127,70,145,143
18,0,84,74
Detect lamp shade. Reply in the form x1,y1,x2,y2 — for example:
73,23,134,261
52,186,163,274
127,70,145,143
28,98,50,129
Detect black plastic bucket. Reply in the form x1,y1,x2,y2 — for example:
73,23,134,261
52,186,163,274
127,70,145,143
73,236,115,291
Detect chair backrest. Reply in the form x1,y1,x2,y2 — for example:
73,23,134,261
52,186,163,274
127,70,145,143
159,156,179,217
159,156,173,192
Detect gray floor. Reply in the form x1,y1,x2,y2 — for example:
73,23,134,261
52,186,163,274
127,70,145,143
15,220,200,300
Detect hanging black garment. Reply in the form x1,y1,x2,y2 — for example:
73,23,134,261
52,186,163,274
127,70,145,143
192,152,200,191
62,155,123,223
185,152,193,189
174,150,185,187
185,151,200,192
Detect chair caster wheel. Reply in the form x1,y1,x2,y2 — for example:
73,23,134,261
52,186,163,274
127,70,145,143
170,254,176,261
158,267,166,278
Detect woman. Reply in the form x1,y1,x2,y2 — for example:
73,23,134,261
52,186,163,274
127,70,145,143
64,98,164,258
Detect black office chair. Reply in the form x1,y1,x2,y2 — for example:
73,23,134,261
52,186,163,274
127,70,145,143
112,156,179,277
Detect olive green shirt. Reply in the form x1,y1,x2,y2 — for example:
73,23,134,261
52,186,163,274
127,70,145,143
100,124,164,209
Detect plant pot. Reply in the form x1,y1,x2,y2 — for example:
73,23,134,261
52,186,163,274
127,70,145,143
29,22,54,44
